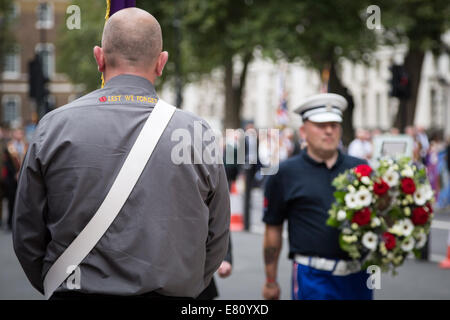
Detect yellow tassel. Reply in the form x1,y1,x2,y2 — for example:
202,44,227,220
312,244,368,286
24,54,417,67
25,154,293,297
105,0,111,20
101,0,111,88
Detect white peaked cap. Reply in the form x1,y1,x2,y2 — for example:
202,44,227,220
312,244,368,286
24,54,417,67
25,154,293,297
294,93,347,123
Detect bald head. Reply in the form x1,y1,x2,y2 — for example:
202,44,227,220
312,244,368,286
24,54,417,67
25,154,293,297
102,8,162,69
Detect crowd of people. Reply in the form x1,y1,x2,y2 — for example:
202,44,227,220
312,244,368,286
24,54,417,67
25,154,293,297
0,127,28,230
225,123,450,213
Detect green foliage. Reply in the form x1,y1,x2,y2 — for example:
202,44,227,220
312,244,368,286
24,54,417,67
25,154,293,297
259,0,379,69
379,0,450,53
56,0,104,93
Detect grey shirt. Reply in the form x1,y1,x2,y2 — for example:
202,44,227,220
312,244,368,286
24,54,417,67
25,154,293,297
12,74,230,298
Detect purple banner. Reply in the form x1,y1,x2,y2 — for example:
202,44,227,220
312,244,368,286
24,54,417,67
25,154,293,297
110,0,136,17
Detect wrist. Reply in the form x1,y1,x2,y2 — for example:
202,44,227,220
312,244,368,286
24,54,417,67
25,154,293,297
266,277,277,284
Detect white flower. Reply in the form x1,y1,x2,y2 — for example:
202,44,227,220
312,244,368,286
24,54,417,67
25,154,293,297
401,238,415,252
361,176,372,185
383,169,399,187
389,221,404,236
342,228,352,234
415,233,427,249
404,207,411,216
413,187,427,206
400,219,414,237
342,235,358,243
337,210,347,221
370,217,381,228
362,232,378,251
345,192,360,209
401,167,414,177
347,185,356,193
356,188,372,207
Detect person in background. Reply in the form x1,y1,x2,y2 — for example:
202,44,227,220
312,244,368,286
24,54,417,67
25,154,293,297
262,93,372,300
347,128,372,161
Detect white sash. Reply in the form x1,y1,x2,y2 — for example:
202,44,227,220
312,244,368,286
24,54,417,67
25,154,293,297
43,99,176,299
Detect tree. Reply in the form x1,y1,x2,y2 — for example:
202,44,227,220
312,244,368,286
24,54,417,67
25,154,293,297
260,0,378,145
56,0,104,93
379,0,450,132
164,0,271,129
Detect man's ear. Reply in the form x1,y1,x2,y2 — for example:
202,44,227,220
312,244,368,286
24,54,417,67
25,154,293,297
155,51,168,77
93,46,105,73
299,125,307,140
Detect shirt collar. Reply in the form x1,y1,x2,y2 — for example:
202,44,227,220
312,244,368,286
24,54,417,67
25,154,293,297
104,74,157,96
301,148,344,170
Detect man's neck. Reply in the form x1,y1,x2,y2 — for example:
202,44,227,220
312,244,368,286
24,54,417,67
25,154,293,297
306,148,339,169
103,69,155,85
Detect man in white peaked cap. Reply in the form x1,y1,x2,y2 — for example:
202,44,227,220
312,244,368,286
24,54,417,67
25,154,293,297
262,93,373,300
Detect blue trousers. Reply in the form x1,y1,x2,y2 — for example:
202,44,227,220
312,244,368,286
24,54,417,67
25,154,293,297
292,262,373,300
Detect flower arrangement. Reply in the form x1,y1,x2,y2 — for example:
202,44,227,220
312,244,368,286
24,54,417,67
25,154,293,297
327,157,434,274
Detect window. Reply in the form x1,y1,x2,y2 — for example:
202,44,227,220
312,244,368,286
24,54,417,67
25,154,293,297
376,92,381,127
361,92,367,127
36,2,54,29
35,44,54,79
2,95,21,126
3,47,20,77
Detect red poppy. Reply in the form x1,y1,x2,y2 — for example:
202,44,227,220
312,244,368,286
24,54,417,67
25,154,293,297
263,197,269,209
354,164,372,178
412,207,430,225
383,232,396,250
373,179,389,196
351,207,372,226
401,178,416,194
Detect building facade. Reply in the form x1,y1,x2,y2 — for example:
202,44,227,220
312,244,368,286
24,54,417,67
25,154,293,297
1,0,82,129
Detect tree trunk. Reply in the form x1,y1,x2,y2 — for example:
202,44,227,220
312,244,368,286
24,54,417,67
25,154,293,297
223,53,252,130
328,61,355,146
393,49,425,132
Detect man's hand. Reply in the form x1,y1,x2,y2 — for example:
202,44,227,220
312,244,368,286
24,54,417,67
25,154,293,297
262,281,280,300
217,261,232,278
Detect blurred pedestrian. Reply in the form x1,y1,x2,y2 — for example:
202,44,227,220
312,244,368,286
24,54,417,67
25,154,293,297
348,128,372,161
4,127,27,230
243,122,262,230
13,8,230,300
262,93,372,300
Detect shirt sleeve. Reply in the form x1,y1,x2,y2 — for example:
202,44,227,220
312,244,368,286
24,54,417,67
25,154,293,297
203,161,230,288
262,171,287,225
12,125,48,295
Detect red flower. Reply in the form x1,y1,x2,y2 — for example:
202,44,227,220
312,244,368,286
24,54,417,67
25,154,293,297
383,232,396,250
425,202,433,215
263,197,269,209
354,164,372,178
351,207,372,226
412,207,430,225
373,179,389,196
401,178,416,194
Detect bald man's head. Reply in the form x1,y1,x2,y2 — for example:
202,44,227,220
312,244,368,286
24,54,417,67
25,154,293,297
102,8,162,69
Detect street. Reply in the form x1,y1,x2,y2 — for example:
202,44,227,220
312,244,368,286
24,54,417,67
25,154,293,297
1,189,450,300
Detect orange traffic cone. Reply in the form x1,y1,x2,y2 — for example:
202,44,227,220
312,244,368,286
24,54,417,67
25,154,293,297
439,232,450,269
229,181,244,231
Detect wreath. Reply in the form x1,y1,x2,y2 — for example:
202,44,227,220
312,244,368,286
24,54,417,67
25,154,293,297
327,157,434,274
